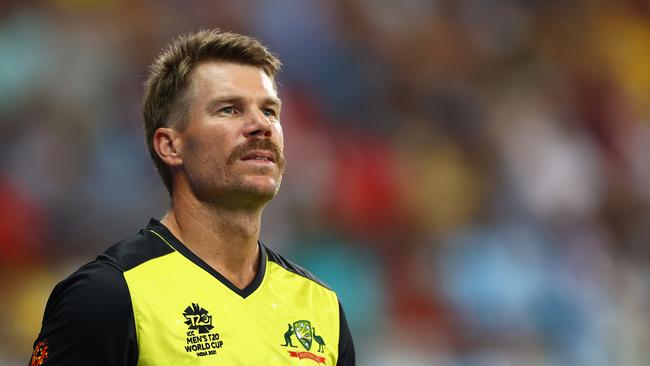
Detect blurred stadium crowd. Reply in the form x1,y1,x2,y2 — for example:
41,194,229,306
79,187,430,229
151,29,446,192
2,0,650,365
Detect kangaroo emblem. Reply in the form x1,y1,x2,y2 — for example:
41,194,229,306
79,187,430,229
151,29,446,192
281,323,297,347
312,328,325,353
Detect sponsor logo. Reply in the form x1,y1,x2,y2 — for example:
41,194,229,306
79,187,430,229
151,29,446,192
182,303,223,358
281,320,326,364
30,339,48,366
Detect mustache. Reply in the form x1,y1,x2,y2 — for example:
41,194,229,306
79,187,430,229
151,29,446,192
226,138,286,168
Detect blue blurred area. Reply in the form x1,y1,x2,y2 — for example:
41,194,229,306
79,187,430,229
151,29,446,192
2,0,650,365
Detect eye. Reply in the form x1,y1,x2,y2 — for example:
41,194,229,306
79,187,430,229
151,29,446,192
262,108,278,118
220,106,236,114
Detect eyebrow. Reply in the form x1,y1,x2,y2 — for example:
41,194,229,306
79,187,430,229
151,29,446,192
205,95,282,112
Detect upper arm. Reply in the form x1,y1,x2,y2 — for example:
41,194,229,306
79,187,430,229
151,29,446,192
30,260,137,366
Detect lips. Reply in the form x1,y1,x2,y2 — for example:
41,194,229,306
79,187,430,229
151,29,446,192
240,150,276,163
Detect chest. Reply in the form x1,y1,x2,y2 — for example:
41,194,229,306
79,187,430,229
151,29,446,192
123,256,340,365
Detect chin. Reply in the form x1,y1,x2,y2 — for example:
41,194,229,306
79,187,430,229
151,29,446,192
229,185,278,209
242,175,282,194
244,182,281,200
220,177,281,208
193,173,283,208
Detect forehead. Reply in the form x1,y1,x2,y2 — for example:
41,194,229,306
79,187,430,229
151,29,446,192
189,61,277,100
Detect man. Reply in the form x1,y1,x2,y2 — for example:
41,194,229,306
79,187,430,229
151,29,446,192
30,29,355,365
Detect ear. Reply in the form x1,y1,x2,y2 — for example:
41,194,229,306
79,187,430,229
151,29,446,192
153,127,183,167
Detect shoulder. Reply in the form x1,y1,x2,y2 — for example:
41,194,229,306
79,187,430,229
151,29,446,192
99,227,175,272
43,256,133,335
262,243,332,291
32,227,172,365
41,225,175,336
262,245,356,365
46,226,173,305
33,259,136,365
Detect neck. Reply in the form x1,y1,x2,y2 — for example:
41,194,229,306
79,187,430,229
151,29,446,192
161,189,265,290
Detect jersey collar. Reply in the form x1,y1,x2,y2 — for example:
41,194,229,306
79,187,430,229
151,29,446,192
145,218,267,299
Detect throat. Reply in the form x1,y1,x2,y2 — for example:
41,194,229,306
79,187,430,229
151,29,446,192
161,207,264,290
203,244,261,290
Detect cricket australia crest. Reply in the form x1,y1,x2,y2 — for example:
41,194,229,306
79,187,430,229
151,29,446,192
293,320,313,350
281,319,326,364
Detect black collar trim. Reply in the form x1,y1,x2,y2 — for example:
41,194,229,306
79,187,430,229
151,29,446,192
145,218,266,299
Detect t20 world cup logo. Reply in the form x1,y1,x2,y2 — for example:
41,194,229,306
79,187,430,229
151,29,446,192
183,303,214,334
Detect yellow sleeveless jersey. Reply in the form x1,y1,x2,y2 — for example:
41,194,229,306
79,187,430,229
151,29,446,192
31,219,355,366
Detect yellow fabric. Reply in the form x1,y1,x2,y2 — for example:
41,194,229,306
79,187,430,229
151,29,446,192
123,251,340,365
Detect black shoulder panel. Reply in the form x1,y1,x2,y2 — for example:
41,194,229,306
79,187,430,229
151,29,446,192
337,302,356,366
98,222,175,272
263,243,332,291
31,260,138,366
30,219,176,366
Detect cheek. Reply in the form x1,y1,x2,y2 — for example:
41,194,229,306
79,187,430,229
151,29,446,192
184,134,227,166
274,124,284,148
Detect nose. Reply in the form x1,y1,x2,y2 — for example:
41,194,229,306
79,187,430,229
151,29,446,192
244,109,272,138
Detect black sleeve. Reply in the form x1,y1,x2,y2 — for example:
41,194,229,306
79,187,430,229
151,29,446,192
29,260,138,366
337,302,355,366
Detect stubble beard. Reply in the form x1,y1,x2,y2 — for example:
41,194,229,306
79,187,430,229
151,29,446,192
194,139,286,211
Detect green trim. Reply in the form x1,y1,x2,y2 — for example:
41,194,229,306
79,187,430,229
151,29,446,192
146,229,177,252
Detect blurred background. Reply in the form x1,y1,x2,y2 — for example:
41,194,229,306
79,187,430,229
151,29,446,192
2,0,650,365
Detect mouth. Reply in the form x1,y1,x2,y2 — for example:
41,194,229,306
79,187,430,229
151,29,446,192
240,150,276,164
